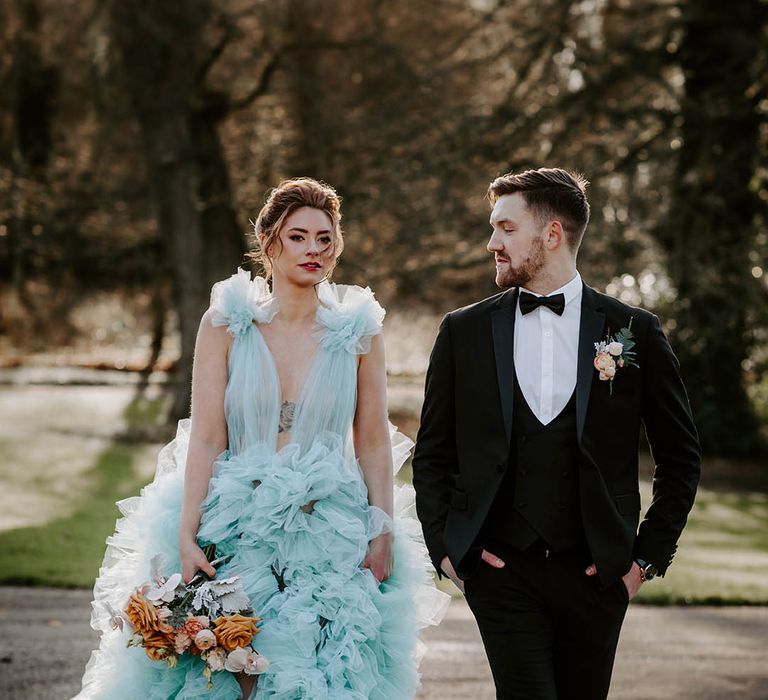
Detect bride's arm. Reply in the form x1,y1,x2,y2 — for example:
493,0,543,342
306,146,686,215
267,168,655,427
354,333,395,582
179,309,231,583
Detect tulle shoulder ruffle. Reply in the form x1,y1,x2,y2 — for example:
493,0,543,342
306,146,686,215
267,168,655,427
315,282,386,355
209,267,278,336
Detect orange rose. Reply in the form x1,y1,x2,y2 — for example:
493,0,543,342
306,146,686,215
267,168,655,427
125,590,172,637
142,630,176,661
213,614,262,651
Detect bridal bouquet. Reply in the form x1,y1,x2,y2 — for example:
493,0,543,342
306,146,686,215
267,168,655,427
117,545,269,688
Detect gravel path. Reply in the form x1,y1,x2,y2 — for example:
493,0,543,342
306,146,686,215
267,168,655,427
1,588,766,699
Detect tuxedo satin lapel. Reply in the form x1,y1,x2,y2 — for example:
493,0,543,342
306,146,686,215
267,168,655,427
491,289,518,445
576,285,606,443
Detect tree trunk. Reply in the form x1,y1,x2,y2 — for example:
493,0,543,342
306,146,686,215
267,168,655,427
7,0,56,300
107,0,245,421
656,0,767,455
142,116,207,420
191,107,247,285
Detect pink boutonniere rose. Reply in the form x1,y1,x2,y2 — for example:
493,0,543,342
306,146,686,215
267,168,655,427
594,317,639,395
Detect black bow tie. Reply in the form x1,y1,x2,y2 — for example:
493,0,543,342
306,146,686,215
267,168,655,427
519,290,566,316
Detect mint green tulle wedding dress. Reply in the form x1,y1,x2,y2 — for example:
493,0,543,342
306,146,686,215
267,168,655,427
75,269,449,700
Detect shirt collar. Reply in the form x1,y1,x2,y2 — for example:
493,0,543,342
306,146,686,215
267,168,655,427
519,272,582,307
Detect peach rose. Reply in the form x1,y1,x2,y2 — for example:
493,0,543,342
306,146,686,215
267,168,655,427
593,352,616,373
181,616,207,639
194,629,217,651
607,341,624,356
213,614,262,652
125,591,172,637
174,631,192,654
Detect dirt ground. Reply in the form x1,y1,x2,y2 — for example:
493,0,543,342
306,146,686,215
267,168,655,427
0,587,766,700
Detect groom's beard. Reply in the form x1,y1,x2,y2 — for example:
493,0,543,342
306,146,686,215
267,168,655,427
496,237,545,289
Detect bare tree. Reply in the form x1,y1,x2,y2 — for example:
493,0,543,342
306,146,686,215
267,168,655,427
653,0,768,454
106,0,248,419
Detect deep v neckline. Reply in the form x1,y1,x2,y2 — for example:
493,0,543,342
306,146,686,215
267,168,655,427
251,314,326,449
253,321,322,403
249,282,338,402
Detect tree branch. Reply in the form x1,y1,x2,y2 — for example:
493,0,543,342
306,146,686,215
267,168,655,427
227,52,281,112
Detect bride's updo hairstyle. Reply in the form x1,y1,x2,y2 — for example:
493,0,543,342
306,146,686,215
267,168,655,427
250,177,345,281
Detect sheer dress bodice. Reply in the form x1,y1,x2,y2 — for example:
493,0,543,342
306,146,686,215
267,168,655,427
210,269,384,458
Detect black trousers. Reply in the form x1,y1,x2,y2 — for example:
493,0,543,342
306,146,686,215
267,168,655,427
463,540,629,700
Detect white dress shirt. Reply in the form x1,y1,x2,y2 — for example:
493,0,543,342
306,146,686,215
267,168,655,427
514,273,583,425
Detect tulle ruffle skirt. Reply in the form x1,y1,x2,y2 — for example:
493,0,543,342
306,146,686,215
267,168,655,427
75,420,449,699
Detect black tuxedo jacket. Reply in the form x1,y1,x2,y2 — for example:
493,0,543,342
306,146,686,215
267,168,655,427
412,283,701,586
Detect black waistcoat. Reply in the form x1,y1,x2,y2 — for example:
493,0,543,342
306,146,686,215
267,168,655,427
481,371,586,552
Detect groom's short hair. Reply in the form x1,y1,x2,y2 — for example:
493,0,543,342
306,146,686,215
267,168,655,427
487,168,590,250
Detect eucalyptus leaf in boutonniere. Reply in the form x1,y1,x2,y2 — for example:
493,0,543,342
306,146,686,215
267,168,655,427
593,317,639,395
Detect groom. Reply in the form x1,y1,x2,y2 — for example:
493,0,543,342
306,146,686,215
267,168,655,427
412,168,701,699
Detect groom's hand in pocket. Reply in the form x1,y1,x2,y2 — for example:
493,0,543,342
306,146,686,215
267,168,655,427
440,556,466,593
480,549,506,570
441,550,506,594
585,562,643,600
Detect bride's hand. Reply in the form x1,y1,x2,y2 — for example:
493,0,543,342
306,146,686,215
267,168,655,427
179,539,217,584
363,532,394,582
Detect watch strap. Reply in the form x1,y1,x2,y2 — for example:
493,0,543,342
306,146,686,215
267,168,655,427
635,558,658,581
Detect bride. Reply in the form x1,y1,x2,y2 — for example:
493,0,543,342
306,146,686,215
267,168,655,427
75,177,448,699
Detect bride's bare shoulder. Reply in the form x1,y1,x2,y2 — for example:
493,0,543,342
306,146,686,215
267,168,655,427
196,308,234,353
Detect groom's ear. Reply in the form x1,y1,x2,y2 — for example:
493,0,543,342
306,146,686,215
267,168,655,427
544,220,566,250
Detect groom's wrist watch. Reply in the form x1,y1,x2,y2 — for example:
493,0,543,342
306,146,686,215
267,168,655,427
635,558,658,582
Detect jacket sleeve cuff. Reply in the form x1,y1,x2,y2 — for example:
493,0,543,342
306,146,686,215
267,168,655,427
431,548,448,580
633,541,678,577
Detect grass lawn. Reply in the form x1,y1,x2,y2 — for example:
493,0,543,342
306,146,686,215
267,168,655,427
0,391,167,588
0,386,766,603
0,443,154,587
635,485,768,605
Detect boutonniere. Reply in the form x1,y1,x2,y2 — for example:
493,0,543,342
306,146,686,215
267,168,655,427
593,317,639,395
